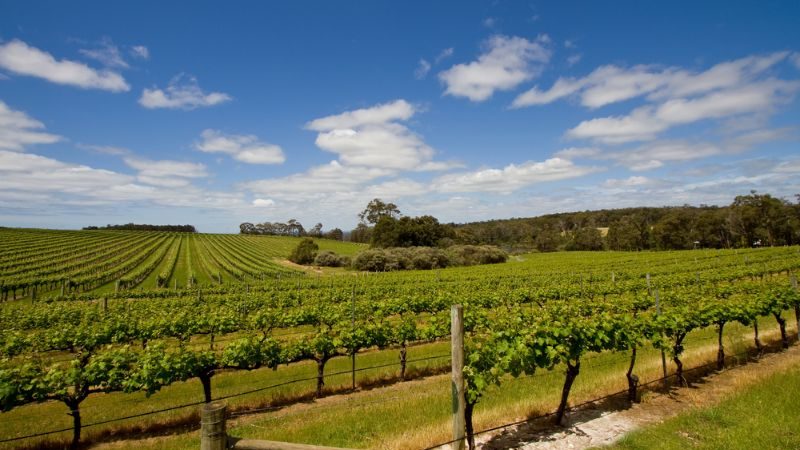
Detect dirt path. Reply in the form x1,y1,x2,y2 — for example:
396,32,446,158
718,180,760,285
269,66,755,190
477,345,800,449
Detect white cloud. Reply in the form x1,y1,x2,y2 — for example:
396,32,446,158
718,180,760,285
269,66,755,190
554,147,602,159
243,160,394,198
566,54,582,67
139,74,231,110
568,125,795,172
306,100,457,171
306,99,415,131
0,149,254,212
430,157,602,193
483,17,498,28
124,157,208,187
79,38,128,68
435,48,454,64
0,100,61,151
602,176,651,188
195,129,285,165
130,45,149,60
567,80,799,144
252,198,275,207
0,39,129,91
564,40,577,49
77,144,130,156
415,59,431,79
439,35,551,102
513,52,790,109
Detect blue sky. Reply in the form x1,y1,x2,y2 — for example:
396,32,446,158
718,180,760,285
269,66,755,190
1,1,799,232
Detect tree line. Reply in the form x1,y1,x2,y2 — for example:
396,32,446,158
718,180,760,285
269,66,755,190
83,223,197,232
239,220,344,241
451,191,800,252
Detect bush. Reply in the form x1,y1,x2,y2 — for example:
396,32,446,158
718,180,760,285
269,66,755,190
288,238,318,265
313,250,350,267
352,245,506,272
446,245,508,266
352,249,390,271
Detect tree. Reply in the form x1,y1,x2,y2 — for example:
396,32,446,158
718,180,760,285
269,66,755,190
568,227,605,251
286,219,305,237
371,215,454,248
349,223,372,243
324,228,344,241
534,226,561,252
288,238,318,264
239,222,256,234
358,198,401,225
309,223,323,237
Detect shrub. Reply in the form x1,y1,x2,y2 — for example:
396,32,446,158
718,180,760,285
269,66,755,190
288,238,318,265
446,245,508,266
352,245,506,272
313,250,349,267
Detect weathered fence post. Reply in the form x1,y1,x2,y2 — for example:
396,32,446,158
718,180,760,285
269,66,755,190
792,274,799,339
655,289,668,389
450,304,466,450
351,284,356,390
200,401,227,450
102,297,108,314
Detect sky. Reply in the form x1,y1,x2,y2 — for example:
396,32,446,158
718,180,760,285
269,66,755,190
0,1,799,233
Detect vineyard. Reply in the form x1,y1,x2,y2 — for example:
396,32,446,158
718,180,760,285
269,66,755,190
0,228,799,449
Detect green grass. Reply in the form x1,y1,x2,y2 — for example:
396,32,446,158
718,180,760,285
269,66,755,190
70,317,796,450
607,361,800,450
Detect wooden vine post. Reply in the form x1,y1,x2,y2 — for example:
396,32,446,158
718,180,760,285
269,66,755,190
655,289,668,389
351,284,356,390
200,402,227,450
450,304,466,450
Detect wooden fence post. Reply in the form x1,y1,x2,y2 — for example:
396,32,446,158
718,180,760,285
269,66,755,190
200,401,227,450
450,304,466,450
655,289,668,389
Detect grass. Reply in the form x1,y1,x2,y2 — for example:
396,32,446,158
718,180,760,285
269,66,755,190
0,341,450,450
607,356,800,450
64,316,798,450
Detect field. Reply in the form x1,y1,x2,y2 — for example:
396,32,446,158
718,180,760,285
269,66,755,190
0,228,799,450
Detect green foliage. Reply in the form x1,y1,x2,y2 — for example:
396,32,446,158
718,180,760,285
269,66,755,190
371,215,455,248
351,245,507,271
288,238,319,265
313,250,350,267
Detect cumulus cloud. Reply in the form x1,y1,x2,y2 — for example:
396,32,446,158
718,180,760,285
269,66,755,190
0,39,129,91
439,35,551,102
513,52,790,109
77,144,130,156
195,129,285,164
0,149,253,212
570,126,793,171
602,176,651,188
566,54,582,67
79,38,128,68
139,74,231,110
554,147,602,159
244,160,394,198
566,80,799,144
430,157,602,193
124,157,208,187
305,99,458,171
0,100,61,151
252,198,275,207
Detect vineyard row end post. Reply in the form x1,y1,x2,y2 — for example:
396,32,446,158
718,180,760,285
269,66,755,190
451,304,466,450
